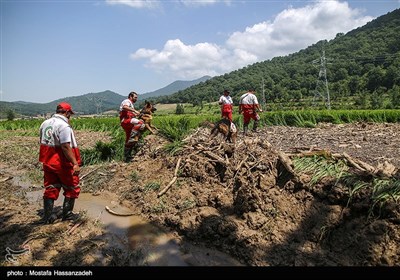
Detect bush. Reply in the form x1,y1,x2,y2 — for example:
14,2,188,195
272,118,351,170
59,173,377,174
6,110,15,121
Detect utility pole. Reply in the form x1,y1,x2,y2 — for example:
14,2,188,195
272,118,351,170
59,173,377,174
312,49,331,109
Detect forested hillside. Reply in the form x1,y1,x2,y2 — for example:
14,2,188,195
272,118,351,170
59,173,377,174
152,9,400,110
0,90,125,118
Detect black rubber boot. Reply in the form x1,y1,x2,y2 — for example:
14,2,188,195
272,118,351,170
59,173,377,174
43,198,56,224
123,146,133,162
252,120,259,132
62,197,78,221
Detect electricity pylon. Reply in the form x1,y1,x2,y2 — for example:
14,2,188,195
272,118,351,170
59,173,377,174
312,49,331,109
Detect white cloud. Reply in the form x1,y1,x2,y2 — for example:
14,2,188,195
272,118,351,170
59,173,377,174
227,0,373,61
105,0,158,9
130,0,374,80
132,39,230,77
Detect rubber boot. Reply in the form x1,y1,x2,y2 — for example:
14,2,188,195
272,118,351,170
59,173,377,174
62,197,78,221
252,120,259,132
43,198,57,224
123,146,133,162
243,124,248,136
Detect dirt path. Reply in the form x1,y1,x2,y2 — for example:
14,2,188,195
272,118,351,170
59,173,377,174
0,122,399,266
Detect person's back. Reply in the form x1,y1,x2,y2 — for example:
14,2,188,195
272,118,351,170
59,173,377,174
219,89,233,121
39,115,80,170
239,88,262,135
239,90,258,109
39,102,81,224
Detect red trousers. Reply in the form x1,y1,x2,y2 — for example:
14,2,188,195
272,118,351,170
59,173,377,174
120,118,144,146
43,164,80,200
242,109,260,124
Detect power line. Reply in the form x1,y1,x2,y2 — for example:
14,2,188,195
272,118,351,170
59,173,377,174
328,53,399,64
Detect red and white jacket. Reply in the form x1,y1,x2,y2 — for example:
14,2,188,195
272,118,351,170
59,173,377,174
219,95,233,112
119,98,136,121
239,92,259,111
39,114,81,170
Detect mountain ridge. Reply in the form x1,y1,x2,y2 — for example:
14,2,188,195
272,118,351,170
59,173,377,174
0,76,212,117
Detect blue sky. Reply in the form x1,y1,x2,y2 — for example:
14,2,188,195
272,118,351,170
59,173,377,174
1,0,399,103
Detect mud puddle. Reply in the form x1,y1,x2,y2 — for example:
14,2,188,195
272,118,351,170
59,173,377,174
26,189,242,266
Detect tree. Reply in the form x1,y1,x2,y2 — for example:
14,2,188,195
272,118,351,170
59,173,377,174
175,104,184,115
366,66,385,92
7,109,15,121
370,90,384,109
348,76,361,95
389,85,400,108
354,92,368,109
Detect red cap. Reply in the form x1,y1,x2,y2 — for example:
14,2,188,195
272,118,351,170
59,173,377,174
57,102,74,114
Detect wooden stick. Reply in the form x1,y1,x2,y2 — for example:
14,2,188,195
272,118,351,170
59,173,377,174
203,151,227,165
80,166,102,180
157,158,182,197
67,221,84,235
286,150,332,158
235,155,249,172
174,157,181,177
225,154,230,165
278,152,296,176
248,158,265,171
157,177,177,198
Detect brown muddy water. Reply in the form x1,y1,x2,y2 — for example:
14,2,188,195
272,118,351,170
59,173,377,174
25,185,242,266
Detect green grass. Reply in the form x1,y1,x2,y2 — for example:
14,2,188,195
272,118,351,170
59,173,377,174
293,156,348,185
1,109,399,166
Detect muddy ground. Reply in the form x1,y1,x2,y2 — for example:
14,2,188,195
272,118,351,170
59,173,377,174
0,122,399,267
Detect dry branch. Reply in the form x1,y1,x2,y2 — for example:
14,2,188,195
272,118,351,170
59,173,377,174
286,150,332,158
158,158,182,197
80,166,102,180
67,221,84,235
248,158,266,171
174,157,181,177
235,155,249,172
225,154,230,165
278,152,296,175
203,151,227,165
341,152,369,172
157,177,177,198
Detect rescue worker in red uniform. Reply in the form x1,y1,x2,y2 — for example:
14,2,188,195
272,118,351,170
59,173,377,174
219,89,233,121
239,88,263,135
119,91,145,162
39,102,81,224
